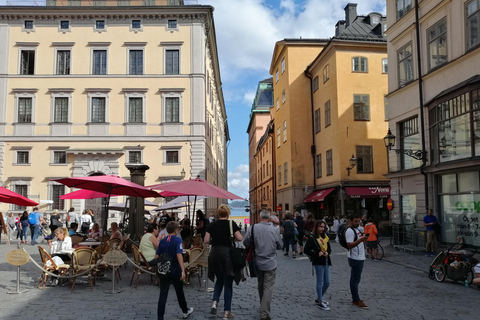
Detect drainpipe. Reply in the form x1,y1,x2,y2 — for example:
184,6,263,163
415,0,429,211
304,69,317,190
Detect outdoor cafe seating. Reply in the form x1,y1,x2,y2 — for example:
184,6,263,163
184,246,204,286
130,244,155,288
38,246,70,290
71,247,97,292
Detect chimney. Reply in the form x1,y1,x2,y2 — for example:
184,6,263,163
335,20,346,36
344,3,358,27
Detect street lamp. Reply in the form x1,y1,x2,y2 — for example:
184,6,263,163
346,154,357,176
383,128,427,160
180,168,186,180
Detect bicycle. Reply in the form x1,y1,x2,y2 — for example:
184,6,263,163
365,239,384,260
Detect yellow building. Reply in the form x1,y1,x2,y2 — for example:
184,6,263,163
269,39,328,214
385,0,480,247
0,1,228,223
303,4,389,228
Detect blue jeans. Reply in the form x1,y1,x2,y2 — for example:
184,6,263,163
21,227,29,241
348,258,364,302
30,224,40,245
314,264,330,302
212,273,234,311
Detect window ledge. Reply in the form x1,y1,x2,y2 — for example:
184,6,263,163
13,163,31,166
49,163,68,166
162,162,180,166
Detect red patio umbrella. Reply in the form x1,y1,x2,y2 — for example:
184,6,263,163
0,187,39,207
52,175,161,253
148,178,244,200
60,189,121,200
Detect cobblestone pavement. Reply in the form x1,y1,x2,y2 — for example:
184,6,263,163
0,236,479,320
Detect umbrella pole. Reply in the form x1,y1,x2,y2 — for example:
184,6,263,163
100,188,112,258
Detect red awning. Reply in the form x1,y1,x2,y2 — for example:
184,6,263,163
345,186,390,198
304,188,335,202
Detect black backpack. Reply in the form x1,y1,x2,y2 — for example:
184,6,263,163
156,251,173,277
337,224,357,250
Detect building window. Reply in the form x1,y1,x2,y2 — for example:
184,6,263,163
165,49,180,74
326,149,333,175
20,50,35,75
275,70,279,83
284,162,288,184
60,21,70,30
314,108,321,133
283,120,287,142
17,151,30,164
166,150,179,163
56,50,71,75
354,94,370,121
18,97,32,123
356,145,373,173
14,185,28,211
316,154,322,178
276,98,280,110
24,20,33,30
54,97,69,123
278,166,281,185
277,128,281,148
53,151,67,164
323,65,329,82
95,20,105,30
397,0,412,19
128,151,142,163
128,97,143,123
132,20,141,29
428,19,447,70
129,50,143,75
165,97,179,123
325,100,331,127
467,0,480,50
281,58,285,74
398,43,413,87
282,90,286,103
400,117,420,169
382,58,388,73
51,185,65,210
313,76,319,92
352,56,368,72
91,97,106,123
93,50,107,75
168,19,177,29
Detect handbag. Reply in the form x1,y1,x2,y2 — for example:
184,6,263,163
229,220,246,270
292,220,299,236
246,225,257,278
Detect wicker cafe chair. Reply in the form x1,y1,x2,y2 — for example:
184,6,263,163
130,244,155,288
184,247,204,286
71,247,97,292
38,246,70,290
107,238,121,250
70,235,84,247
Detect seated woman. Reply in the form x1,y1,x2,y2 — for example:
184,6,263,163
88,223,102,240
48,227,72,263
139,223,161,265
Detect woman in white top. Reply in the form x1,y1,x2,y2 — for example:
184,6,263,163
48,227,72,262
80,210,93,235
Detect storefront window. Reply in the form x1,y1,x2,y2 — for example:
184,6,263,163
458,171,479,192
401,194,416,224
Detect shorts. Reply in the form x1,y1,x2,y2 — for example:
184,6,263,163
366,241,378,249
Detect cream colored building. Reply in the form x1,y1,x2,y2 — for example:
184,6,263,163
385,0,480,247
0,1,228,223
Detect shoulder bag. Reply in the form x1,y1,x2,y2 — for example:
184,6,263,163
246,225,257,277
229,220,246,270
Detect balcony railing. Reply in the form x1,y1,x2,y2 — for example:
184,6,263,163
5,0,198,6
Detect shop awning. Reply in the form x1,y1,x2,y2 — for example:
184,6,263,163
345,186,390,198
304,188,335,202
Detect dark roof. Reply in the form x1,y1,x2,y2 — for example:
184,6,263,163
336,13,386,42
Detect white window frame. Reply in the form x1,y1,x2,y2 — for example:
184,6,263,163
59,20,71,33
276,97,280,110
10,179,31,211
277,128,281,148
123,89,147,123
396,0,412,20
166,19,179,31
94,19,107,32
124,147,144,164
160,90,184,124
281,58,285,74
323,65,329,82
382,58,388,73
14,89,37,123
48,180,66,211
282,90,286,104
161,42,183,75
13,147,32,165
130,19,143,32
51,149,68,165
275,70,279,83
86,89,110,123
18,44,38,75
398,42,414,87
352,56,368,72
283,120,287,142
161,147,181,165
22,20,35,32
427,18,447,70
50,89,74,123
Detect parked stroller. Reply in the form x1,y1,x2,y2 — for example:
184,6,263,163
428,241,478,285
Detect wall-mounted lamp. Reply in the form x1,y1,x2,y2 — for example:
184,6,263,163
180,168,186,179
346,154,357,176
383,128,426,160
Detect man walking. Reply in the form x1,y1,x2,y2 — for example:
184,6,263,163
28,207,44,245
423,209,438,257
243,210,282,320
346,213,369,309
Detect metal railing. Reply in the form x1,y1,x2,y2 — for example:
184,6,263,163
391,223,417,253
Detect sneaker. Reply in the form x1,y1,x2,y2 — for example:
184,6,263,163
352,300,368,309
425,252,430,257
51,279,58,287
182,307,193,319
317,301,330,311
299,252,303,255
210,301,217,315
293,253,296,259
373,258,380,262
315,299,330,306
222,311,234,319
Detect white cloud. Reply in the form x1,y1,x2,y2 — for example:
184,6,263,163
243,90,256,105
227,164,249,199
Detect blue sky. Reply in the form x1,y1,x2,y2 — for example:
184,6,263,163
0,0,386,199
